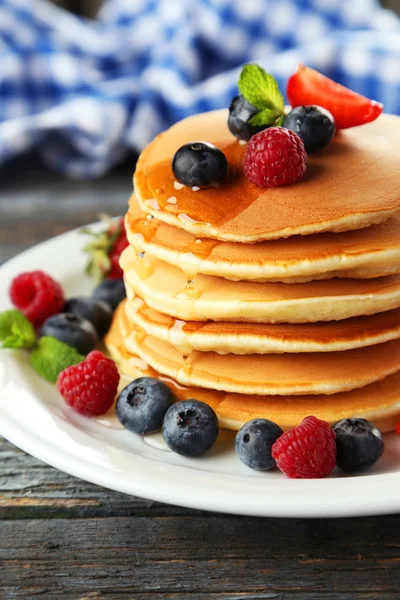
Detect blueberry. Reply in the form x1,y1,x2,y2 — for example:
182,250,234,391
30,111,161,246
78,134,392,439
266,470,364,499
235,419,283,471
283,105,335,153
64,297,112,337
40,313,97,355
172,142,228,188
92,279,126,312
116,377,176,435
162,399,219,457
332,418,384,472
228,94,268,141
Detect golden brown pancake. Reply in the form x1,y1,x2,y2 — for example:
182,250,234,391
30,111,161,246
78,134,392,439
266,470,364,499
127,195,400,282
105,304,400,432
134,110,400,242
125,296,400,355
121,246,400,323
118,301,400,396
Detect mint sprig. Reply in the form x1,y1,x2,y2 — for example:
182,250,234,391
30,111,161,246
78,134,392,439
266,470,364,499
238,64,284,127
0,310,36,349
30,337,84,383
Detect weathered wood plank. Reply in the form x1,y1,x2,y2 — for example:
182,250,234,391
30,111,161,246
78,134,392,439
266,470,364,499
0,437,199,519
1,516,400,599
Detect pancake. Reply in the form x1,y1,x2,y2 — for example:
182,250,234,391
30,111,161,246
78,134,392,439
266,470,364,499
118,301,400,396
127,195,400,283
134,110,400,242
121,246,400,323
125,297,400,355
105,304,400,432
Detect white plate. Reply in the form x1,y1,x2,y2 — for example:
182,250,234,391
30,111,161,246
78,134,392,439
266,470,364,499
1,228,400,518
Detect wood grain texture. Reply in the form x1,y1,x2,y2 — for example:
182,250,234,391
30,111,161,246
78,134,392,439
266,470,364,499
1,157,400,599
1,507,400,599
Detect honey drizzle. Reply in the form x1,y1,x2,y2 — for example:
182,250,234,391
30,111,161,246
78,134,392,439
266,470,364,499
174,274,201,300
140,135,257,230
129,213,220,263
133,250,154,279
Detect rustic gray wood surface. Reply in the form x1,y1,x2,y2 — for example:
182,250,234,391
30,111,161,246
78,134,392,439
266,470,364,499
1,155,400,600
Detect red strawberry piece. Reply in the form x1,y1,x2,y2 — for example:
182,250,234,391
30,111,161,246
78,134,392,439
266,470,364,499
107,223,129,279
244,127,307,188
9,270,65,328
272,415,337,479
57,350,120,416
83,216,128,282
287,64,383,130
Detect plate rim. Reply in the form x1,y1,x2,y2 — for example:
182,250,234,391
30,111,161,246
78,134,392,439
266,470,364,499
1,227,400,518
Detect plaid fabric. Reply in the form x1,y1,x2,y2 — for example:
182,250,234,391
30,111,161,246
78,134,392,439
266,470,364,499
0,0,399,177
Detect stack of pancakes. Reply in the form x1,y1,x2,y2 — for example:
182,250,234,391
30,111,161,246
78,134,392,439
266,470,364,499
105,109,400,432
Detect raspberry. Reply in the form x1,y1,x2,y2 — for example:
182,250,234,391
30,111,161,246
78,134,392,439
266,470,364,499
272,416,336,479
9,270,65,328
57,350,120,417
244,127,306,188
108,227,129,279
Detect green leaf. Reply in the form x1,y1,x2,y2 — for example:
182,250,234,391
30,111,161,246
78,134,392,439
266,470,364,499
30,337,84,383
238,64,284,115
249,108,283,127
0,310,36,349
81,215,122,283
276,114,285,127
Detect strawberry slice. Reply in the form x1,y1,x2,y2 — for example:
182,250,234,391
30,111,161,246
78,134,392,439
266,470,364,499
287,65,383,130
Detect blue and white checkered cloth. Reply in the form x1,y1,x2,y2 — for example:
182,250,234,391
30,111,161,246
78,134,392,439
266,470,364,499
1,0,399,177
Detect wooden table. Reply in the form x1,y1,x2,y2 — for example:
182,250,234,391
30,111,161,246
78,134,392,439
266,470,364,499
1,156,400,599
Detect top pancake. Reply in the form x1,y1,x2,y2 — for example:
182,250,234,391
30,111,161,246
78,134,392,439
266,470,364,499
134,110,400,242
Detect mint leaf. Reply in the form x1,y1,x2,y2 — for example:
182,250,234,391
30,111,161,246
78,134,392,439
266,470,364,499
249,108,283,127
0,310,36,349
238,64,284,126
30,337,84,383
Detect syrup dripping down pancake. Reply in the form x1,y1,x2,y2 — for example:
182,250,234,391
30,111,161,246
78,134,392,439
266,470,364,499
121,246,400,323
127,195,400,283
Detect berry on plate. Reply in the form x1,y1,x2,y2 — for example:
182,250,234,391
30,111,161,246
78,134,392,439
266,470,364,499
9,270,65,329
287,65,383,130
332,418,384,472
40,313,97,355
83,216,129,282
283,105,335,153
57,350,120,416
244,127,306,188
64,297,112,338
92,279,126,312
272,416,336,479
228,95,268,141
116,377,176,435
172,142,228,188
235,418,283,471
162,399,219,457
